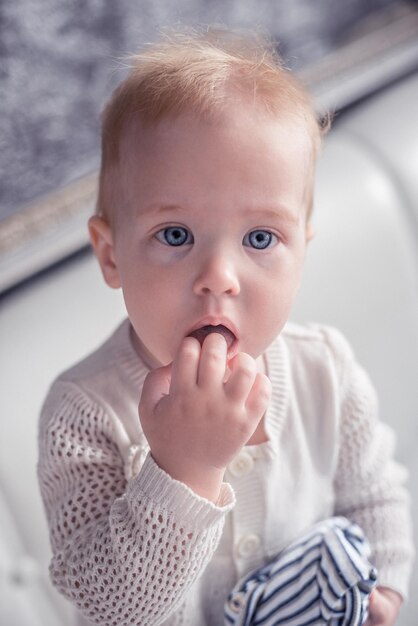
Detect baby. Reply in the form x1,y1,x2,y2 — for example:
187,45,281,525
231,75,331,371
38,27,414,626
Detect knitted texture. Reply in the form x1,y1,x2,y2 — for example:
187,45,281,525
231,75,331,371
39,383,234,625
37,320,414,625
323,327,414,595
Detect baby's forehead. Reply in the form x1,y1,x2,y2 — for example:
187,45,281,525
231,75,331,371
119,104,316,163
112,108,314,228
116,109,315,220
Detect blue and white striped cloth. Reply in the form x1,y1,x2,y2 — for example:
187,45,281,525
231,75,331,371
224,517,378,626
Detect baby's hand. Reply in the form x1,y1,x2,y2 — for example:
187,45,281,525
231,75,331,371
139,333,271,501
364,587,402,626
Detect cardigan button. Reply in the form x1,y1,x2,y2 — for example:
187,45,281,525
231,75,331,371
229,450,254,477
236,533,261,558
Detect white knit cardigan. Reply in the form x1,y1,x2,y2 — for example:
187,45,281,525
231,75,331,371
37,319,414,626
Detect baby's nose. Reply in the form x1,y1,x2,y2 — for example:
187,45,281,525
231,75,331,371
192,253,240,297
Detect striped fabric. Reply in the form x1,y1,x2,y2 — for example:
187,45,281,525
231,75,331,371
224,517,377,626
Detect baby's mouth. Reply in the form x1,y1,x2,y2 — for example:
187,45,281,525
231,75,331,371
187,324,236,349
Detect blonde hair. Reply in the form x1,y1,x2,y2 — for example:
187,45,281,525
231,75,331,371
97,27,329,219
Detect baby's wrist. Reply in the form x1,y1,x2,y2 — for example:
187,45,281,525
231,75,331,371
151,454,225,503
181,471,226,503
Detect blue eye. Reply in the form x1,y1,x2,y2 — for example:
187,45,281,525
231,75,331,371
243,230,277,250
155,226,193,246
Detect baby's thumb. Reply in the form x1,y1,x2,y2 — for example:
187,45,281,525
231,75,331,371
139,364,172,416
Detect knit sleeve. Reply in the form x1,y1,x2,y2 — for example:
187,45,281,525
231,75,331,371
37,381,235,626
320,327,415,600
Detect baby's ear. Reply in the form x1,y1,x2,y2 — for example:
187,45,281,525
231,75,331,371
88,216,121,289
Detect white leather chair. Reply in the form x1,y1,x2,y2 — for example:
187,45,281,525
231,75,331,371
1,72,417,625
293,73,418,624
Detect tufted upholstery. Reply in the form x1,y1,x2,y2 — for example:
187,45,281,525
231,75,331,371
0,73,417,625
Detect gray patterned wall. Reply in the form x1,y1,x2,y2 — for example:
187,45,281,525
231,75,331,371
0,0,401,221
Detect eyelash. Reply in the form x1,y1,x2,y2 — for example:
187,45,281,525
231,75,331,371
154,226,279,250
155,226,193,247
243,230,278,250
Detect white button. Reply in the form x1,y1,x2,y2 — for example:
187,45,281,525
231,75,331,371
229,450,254,477
228,591,246,613
236,533,261,558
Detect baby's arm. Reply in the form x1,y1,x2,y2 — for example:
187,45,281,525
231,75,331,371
324,328,415,617
139,333,271,502
38,377,235,626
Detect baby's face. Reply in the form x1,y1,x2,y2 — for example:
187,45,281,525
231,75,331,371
105,105,313,367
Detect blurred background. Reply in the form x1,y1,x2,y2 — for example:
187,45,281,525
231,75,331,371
1,1,417,625
2,0,418,287
0,0,407,223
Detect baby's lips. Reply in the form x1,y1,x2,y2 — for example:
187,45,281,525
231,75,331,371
187,324,236,349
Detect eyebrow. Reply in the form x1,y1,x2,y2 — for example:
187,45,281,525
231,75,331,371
139,203,299,224
139,203,183,216
241,206,299,225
